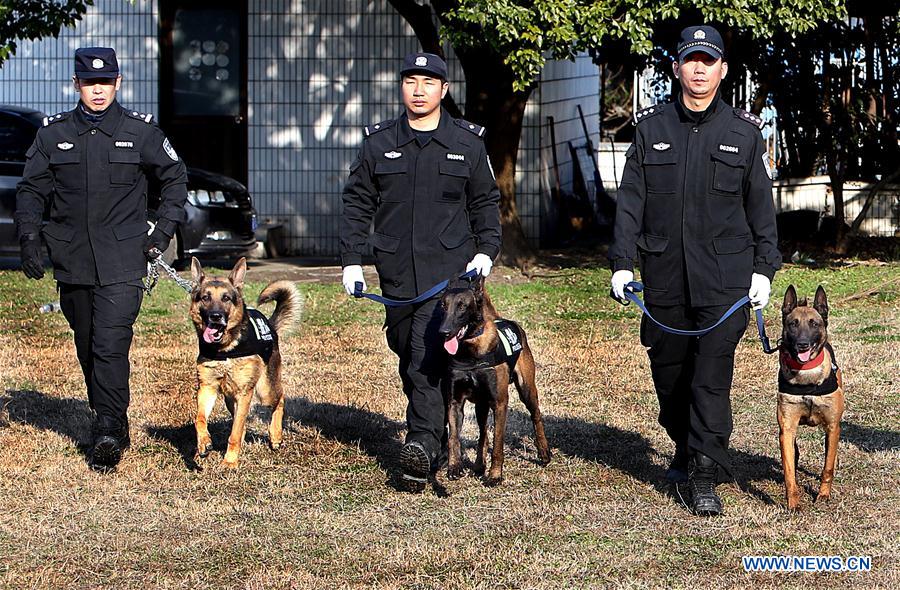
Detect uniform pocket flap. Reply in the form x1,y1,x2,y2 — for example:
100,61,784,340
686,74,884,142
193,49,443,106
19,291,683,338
643,149,678,165
49,152,81,165
374,161,407,175
370,231,400,253
713,234,753,254
636,233,669,253
710,151,745,168
42,222,75,242
439,161,469,177
113,221,151,240
109,151,141,164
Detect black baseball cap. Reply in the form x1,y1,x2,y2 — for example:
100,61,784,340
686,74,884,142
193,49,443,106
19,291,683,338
677,26,724,61
400,52,448,80
74,47,119,79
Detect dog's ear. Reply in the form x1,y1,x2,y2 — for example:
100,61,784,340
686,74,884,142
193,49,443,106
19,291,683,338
191,257,205,285
229,257,247,290
813,285,829,325
782,284,798,317
470,274,485,299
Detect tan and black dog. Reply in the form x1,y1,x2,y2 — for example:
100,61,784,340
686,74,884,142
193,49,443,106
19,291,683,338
777,285,844,510
438,276,551,485
190,257,301,468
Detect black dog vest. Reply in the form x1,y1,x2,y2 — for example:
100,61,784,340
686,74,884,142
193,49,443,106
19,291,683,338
448,319,524,382
778,342,839,396
198,307,277,363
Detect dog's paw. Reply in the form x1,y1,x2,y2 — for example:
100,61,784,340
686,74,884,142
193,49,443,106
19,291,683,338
269,440,282,451
815,491,831,504
484,475,503,487
447,464,463,480
786,495,802,511
221,458,240,469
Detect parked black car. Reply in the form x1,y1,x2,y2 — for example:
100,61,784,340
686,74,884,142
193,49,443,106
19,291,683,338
0,104,257,266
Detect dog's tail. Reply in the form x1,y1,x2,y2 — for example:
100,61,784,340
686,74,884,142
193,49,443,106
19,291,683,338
257,280,303,336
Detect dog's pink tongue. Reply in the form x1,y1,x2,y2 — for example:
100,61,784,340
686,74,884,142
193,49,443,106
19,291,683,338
798,350,812,362
444,337,459,355
203,327,218,343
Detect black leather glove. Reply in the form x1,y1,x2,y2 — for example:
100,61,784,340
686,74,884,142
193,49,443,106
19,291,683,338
144,227,172,261
20,236,45,280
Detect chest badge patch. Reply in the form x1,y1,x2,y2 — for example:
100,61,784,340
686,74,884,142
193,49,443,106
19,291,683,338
384,151,402,159
57,142,74,151
652,142,671,151
719,144,739,154
762,152,775,180
446,153,465,161
115,141,134,148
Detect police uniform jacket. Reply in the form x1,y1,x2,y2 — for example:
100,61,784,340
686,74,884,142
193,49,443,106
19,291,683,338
16,101,188,285
608,96,781,306
340,109,501,298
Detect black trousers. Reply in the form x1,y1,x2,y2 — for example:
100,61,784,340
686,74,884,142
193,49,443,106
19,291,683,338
640,303,749,476
384,297,447,456
58,281,144,431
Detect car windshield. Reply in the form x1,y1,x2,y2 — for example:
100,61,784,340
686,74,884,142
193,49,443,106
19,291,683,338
0,112,40,163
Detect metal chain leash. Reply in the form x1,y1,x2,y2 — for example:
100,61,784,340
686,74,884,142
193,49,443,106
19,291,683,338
143,248,194,295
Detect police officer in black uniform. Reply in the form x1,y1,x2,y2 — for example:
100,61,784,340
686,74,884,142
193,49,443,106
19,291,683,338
16,47,188,470
608,26,781,515
340,52,501,491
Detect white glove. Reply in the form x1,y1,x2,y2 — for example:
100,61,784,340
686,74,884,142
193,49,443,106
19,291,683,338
466,253,493,277
749,273,771,310
342,265,366,296
610,270,634,304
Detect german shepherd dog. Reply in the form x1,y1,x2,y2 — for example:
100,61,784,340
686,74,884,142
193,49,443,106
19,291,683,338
438,276,551,485
778,285,844,510
190,257,301,468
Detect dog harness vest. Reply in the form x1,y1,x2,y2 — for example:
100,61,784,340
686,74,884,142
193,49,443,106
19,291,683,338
448,319,523,382
198,307,277,363
778,342,839,396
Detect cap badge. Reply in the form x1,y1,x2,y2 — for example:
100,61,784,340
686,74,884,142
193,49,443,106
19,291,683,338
92,58,104,69
384,151,402,159
652,142,671,151
57,142,74,151
693,30,706,40
415,56,427,67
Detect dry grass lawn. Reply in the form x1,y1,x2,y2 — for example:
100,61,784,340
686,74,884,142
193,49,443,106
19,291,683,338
0,261,897,589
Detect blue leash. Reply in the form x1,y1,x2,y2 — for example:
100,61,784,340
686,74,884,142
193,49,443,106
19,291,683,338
623,282,776,353
354,269,479,306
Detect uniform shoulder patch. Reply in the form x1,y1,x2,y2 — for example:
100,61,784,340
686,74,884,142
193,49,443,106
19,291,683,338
42,111,70,127
363,119,395,137
733,108,765,130
454,118,485,137
126,110,154,124
633,103,666,125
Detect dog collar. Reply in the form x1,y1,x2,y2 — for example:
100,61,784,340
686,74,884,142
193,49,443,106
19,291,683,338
780,347,825,371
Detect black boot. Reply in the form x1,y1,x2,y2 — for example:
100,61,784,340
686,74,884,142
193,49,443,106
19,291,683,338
665,442,689,483
90,421,130,471
399,440,432,492
689,453,723,516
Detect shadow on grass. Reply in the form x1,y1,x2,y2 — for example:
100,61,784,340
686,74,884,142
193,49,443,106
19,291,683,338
145,419,245,471
841,421,900,453
502,408,790,507
1,389,93,462
284,397,411,493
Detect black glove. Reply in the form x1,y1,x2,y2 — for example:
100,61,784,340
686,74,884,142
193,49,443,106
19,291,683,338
144,227,172,261
20,236,45,280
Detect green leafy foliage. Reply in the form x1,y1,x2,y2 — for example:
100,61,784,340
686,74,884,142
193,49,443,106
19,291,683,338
0,0,93,67
440,0,847,91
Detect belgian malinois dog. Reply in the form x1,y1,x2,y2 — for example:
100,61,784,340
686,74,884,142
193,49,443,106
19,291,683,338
190,257,301,468
778,285,844,510
438,276,551,485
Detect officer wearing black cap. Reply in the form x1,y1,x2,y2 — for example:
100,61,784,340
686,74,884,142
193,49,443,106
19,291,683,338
340,51,501,491
608,26,781,515
15,47,188,470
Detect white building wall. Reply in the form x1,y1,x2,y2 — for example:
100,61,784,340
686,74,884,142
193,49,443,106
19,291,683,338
0,0,159,117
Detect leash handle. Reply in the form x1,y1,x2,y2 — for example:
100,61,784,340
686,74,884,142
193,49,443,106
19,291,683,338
755,309,777,354
353,268,479,307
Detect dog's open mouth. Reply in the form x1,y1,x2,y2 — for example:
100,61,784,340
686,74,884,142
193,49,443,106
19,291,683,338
795,349,814,363
443,327,467,355
202,321,227,344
